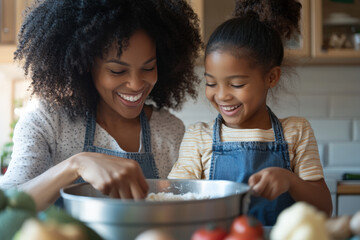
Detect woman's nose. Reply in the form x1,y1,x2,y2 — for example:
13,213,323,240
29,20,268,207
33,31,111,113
127,73,144,91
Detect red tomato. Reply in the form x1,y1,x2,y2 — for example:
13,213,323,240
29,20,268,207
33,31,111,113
191,224,228,240
224,233,251,240
229,215,264,240
224,233,263,240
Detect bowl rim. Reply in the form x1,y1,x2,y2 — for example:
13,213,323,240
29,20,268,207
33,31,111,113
60,179,250,205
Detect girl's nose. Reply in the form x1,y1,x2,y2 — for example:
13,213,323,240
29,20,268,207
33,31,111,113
217,86,232,101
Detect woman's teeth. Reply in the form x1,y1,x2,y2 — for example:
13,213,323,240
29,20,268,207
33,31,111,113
118,92,143,102
222,105,240,111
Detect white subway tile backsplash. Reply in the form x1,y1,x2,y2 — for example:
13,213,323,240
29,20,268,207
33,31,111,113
330,96,360,117
328,143,360,167
269,94,302,118
318,143,326,166
324,167,360,180
270,95,328,118
354,120,360,142
309,119,352,142
296,67,360,94
297,95,328,117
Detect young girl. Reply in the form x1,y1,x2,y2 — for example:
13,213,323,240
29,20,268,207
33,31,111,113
0,0,201,210
169,0,332,226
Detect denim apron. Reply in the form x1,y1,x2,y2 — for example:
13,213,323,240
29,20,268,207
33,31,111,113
209,107,295,226
55,109,159,207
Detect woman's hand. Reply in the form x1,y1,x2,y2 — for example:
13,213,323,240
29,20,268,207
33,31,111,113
72,152,149,199
248,167,293,200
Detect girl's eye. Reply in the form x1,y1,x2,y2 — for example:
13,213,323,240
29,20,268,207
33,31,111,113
231,84,245,88
110,70,126,75
205,83,216,87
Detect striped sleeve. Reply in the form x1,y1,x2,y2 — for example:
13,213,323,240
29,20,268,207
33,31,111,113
284,117,324,181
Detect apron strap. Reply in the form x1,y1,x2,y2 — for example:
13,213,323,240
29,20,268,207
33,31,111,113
83,110,96,149
139,110,152,153
267,107,286,144
212,114,222,144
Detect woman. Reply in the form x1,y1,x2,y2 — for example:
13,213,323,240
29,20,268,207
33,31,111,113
0,0,202,210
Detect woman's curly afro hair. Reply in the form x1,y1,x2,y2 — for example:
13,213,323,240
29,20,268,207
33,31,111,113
15,0,202,119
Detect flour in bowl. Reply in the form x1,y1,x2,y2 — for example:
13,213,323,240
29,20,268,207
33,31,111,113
146,192,210,201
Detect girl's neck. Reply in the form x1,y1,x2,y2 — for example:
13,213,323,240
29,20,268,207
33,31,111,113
223,106,272,130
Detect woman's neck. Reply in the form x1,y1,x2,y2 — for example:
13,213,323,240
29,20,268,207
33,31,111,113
96,108,139,131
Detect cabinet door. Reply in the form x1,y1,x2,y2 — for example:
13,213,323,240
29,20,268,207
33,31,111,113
0,0,16,44
337,195,360,216
311,0,360,59
285,0,311,58
188,0,310,61
0,0,32,63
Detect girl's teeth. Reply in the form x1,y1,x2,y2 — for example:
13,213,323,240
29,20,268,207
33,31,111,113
222,105,239,111
118,93,142,102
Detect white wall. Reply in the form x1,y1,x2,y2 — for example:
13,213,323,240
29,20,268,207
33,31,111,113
0,64,28,147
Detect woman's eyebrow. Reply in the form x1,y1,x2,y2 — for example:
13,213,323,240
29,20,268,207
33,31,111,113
105,56,156,66
143,57,156,65
106,59,130,66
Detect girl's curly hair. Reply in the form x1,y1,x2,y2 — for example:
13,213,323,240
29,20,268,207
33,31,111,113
15,0,202,119
233,0,301,40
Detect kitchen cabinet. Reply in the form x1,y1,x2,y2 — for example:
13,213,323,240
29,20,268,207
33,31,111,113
336,181,360,216
188,0,360,64
0,0,16,44
311,0,360,62
338,195,360,215
0,0,32,63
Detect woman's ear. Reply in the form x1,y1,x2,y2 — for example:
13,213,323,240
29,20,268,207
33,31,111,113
267,66,281,88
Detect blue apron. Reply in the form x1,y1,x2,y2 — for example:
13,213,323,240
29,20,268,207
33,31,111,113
209,107,295,226
55,109,159,207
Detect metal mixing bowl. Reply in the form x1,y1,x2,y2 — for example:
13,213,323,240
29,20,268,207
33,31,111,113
60,179,250,240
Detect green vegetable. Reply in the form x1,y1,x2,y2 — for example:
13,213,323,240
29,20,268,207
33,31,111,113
0,209,36,240
41,207,103,240
0,188,7,211
5,188,36,214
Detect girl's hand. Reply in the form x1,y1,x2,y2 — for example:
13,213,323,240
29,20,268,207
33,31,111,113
248,167,293,200
72,152,149,200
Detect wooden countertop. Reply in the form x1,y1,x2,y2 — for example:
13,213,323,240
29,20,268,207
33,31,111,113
337,181,360,195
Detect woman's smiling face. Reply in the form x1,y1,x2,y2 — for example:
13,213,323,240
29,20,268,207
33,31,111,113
92,30,157,120
205,50,274,129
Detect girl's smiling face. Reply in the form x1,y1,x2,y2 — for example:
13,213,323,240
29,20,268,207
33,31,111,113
205,50,280,129
92,30,157,120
